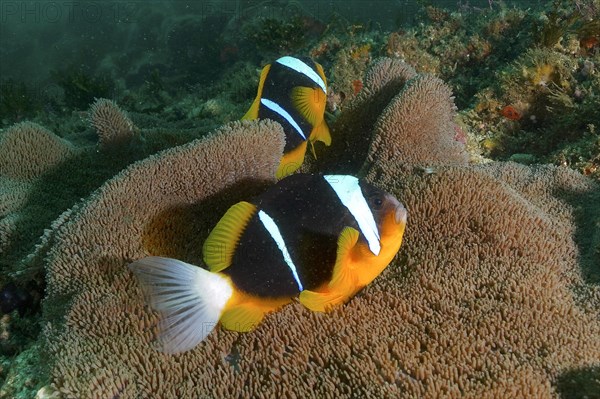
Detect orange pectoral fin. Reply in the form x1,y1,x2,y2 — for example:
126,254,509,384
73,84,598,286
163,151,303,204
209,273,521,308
299,227,361,312
329,227,360,291
291,86,326,126
276,141,308,179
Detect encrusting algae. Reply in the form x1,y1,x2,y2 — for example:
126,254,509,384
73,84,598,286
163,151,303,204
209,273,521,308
20,58,597,398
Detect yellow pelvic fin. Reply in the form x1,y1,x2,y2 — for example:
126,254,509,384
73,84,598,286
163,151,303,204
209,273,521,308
309,141,317,161
309,119,332,147
221,293,292,332
298,227,361,312
242,64,271,120
276,141,308,179
203,201,257,272
290,86,326,127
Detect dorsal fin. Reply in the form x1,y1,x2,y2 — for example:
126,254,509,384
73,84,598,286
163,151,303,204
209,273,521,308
315,62,327,89
203,201,257,272
242,64,271,120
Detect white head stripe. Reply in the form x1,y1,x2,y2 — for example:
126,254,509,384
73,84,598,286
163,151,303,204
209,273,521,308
260,98,306,140
324,175,381,256
258,210,304,291
276,56,327,94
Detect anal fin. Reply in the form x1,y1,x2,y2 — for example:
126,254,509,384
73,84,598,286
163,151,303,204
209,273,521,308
241,98,260,120
221,303,266,332
221,295,292,332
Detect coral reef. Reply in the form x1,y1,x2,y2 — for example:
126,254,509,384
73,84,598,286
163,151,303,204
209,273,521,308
243,16,313,56
364,2,600,180
1,1,599,396
27,58,599,397
1,0,596,179
533,0,600,49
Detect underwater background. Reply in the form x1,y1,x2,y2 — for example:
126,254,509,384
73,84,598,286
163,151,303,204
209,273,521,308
0,0,599,398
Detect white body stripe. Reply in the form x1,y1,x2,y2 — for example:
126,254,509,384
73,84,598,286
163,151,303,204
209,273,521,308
258,210,304,291
276,56,327,94
260,98,306,140
324,175,381,256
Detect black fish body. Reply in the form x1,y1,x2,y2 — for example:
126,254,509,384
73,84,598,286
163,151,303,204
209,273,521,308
129,174,407,353
242,56,331,178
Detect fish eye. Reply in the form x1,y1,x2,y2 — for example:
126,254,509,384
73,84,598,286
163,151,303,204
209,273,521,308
371,196,383,209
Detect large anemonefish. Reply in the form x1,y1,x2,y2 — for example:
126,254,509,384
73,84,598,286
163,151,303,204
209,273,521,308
129,174,407,354
242,56,331,178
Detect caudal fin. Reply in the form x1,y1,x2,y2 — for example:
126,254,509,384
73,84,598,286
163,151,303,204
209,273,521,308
129,256,233,354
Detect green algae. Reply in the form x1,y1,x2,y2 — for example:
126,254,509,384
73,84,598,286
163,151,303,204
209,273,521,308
0,341,47,399
0,80,42,128
555,366,600,399
52,66,114,111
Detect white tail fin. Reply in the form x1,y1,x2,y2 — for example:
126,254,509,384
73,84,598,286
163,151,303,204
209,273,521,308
128,256,233,354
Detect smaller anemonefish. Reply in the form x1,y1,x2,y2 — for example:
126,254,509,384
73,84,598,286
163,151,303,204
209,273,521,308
129,174,407,354
242,56,331,178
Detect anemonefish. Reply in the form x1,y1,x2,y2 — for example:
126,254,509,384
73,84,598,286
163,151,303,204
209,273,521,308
129,174,407,354
242,56,331,178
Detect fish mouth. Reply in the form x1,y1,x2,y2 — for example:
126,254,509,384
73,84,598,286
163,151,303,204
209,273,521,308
394,203,408,225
